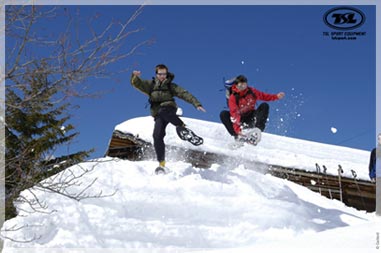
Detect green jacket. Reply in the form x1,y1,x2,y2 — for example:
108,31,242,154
130,73,202,117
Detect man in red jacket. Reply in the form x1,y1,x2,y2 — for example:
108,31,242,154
220,75,285,143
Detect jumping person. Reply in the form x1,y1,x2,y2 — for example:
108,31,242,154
131,64,206,173
220,75,285,145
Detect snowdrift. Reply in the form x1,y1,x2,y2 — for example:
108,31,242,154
1,159,379,251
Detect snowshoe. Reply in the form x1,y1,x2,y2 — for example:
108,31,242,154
176,126,204,146
229,128,262,149
242,127,262,145
155,166,167,175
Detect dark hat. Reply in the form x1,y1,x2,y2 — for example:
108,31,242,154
235,75,248,83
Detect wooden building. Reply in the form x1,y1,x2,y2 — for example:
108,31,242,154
106,130,376,212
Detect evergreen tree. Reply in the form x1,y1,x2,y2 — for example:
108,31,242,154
5,66,93,220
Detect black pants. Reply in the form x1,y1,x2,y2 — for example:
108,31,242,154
220,103,269,137
153,106,184,162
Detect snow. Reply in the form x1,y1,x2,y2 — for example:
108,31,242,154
1,116,378,252
176,107,183,116
60,125,66,134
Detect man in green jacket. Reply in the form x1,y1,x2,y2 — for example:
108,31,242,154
131,64,206,172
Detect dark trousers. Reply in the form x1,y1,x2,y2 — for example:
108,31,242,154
153,106,184,162
220,103,269,136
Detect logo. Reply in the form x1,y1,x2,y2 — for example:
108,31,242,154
323,6,365,30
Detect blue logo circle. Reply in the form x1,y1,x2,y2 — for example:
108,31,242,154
324,7,365,30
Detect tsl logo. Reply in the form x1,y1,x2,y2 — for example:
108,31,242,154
324,7,365,30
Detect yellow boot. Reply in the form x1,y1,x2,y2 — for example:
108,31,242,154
155,160,166,175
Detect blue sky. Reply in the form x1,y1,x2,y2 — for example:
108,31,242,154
7,4,377,159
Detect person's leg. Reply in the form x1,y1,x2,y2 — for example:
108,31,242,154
152,116,169,163
240,110,256,129
254,103,269,131
220,110,236,137
158,106,184,127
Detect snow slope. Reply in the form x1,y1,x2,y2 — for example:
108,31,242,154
1,117,378,252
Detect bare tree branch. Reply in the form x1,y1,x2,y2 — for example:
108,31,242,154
4,6,149,239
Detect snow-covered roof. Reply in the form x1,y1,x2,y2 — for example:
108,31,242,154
115,116,370,181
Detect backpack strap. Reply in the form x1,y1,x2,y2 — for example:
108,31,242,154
148,79,174,97
147,79,174,107
232,88,256,106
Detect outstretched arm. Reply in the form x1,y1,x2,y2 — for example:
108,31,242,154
172,84,206,112
130,70,152,95
252,87,285,101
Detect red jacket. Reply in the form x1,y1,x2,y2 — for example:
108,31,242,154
229,84,279,134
